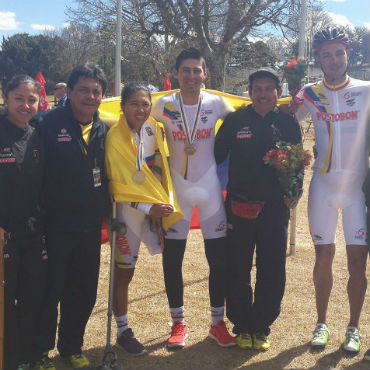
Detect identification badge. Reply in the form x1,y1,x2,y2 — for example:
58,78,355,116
93,167,102,187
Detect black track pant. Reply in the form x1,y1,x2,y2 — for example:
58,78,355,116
40,229,101,357
162,237,228,308
4,234,47,370
225,196,289,336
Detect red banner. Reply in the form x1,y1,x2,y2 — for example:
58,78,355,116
35,72,49,111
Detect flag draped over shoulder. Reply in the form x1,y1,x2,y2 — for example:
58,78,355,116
99,89,292,126
105,114,183,231
101,90,292,232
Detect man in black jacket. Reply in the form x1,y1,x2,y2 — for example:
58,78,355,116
214,69,302,351
34,64,110,370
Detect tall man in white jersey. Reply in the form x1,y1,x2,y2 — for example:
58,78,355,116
295,27,370,353
151,48,235,348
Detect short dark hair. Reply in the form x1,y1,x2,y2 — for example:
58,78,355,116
67,63,107,95
4,74,40,98
175,48,206,71
121,82,151,105
248,68,281,91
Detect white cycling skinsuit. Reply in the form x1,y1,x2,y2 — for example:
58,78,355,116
297,76,370,245
151,91,233,239
115,121,162,268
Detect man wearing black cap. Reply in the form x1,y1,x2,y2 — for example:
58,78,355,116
214,68,302,350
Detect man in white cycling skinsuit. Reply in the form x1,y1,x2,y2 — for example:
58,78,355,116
151,48,235,348
296,27,370,354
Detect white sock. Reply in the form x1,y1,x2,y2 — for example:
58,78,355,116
211,306,224,326
115,314,129,337
170,306,185,325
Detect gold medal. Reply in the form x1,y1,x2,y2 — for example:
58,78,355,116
184,144,196,156
133,170,146,183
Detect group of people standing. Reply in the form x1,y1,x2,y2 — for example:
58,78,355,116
1,25,370,370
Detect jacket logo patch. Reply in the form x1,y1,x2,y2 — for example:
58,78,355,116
0,147,16,163
57,128,72,142
236,126,252,139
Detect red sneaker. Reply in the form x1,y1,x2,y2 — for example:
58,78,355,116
168,321,188,348
209,320,236,347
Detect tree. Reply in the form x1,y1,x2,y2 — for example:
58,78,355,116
0,33,67,93
346,27,370,73
67,0,307,90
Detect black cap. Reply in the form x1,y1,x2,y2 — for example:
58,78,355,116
249,68,280,86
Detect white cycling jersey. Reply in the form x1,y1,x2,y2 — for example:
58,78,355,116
297,76,370,245
151,91,233,239
297,76,370,179
151,91,232,183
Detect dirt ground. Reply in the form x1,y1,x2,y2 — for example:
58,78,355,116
49,126,370,370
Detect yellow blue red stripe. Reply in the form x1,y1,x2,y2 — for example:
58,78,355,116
303,84,333,173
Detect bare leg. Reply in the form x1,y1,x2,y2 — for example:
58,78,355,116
112,267,135,317
313,244,335,324
346,245,368,328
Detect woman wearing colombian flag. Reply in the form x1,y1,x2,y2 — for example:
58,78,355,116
105,83,182,356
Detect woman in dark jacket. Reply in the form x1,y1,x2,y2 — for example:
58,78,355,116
0,75,46,370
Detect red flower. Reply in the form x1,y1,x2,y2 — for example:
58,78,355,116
287,58,298,68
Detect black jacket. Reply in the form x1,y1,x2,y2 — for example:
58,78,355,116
36,105,110,232
215,105,302,201
0,116,44,235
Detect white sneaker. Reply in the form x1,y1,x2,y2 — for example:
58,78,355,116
343,326,361,352
311,323,330,347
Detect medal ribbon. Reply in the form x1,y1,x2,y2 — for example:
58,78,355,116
135,128,144,172
178,92,202,146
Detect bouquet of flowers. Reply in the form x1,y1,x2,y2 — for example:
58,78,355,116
263,141,312,203
283,57,307,101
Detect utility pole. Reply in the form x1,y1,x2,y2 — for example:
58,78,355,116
289,0,307,256
115,0,122,97
298,0,307,58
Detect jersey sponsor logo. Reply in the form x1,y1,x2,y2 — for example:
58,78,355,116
343,92,357,107
354,228,366,241
171,127,213,141
0,147,16,163
215,222,226,232
117,234,132,255
200,115,208,123
312,234,323,242
145,126,154,136
200,109,212,124
344,91,362,99
166,227,178,233
57,128,72,142
316,111,359,122
236,126,252,139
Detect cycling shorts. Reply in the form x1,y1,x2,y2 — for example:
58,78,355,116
308,172,367,246
165,164,227,240
114,203,162,268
